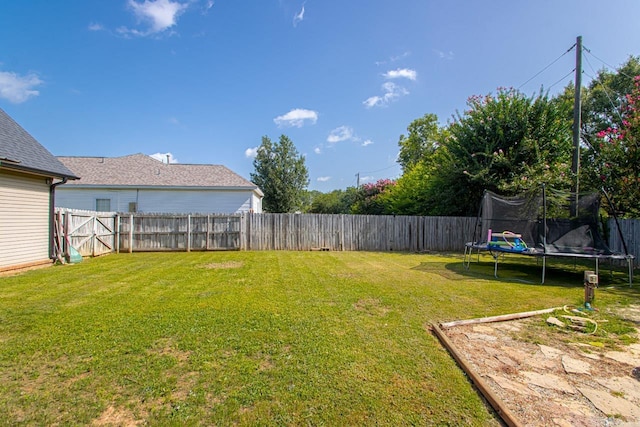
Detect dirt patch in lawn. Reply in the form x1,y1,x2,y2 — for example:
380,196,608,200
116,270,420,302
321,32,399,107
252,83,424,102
439,305,640,426
353,298,391,317
91,405,141,426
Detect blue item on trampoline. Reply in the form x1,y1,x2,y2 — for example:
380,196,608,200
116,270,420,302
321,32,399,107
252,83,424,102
487,232,527,253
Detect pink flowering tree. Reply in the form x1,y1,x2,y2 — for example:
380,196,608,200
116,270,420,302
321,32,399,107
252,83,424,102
592,76,640,216
352,179,396,214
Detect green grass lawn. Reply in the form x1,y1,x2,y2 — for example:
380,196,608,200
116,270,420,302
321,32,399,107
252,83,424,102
0,251,636,425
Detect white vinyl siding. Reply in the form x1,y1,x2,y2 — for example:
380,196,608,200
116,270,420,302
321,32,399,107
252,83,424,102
138,190,251,213
251,193,262,213
56,187,258,214
56,188,136,212
0,170,51,269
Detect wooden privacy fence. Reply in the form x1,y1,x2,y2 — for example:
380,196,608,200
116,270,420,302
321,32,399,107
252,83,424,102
609,219,640,267
54,209,640,267
243,213,475,252
117,214,241,252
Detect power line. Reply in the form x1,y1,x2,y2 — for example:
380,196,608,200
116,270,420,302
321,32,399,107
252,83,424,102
583,46,635,79
355,163,401,187
583,69,625,123
584,52,626,123
547,68,576,91
359,163,400,175
517,43,575,90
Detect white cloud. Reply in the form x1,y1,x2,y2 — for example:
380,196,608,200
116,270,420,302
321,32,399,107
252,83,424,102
121,0,189,36
0,71,43,103
384,68,417,81
363,82,408,108
293,4,305,27
375,51,410,66
434,49,454,60
362,139,373,147
203,0,214,12
360,176,374,183
245,147,259,158
363,96,382,109
317,176,331,182
273,108,318,128
327,126,355,144
314,147,321,154
88,22,104,31
150,152,178,163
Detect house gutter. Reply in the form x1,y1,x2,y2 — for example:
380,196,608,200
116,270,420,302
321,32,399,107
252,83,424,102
49,177,68,260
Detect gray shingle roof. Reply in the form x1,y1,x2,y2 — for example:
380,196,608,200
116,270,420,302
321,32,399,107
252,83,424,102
0,108,78,179
58,154,261,192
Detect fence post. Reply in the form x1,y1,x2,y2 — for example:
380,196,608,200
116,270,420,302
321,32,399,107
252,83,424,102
247,213,251,250
54,210,63,262
239,213,245,250
206,215,211,250
187,214,191,252
129,214,134,253
92,215,97,257
115,214,120,254
340,214,345,251
63,210,71,260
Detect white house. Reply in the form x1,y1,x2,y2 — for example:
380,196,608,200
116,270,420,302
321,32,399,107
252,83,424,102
0,108,79,272
56,154,263,214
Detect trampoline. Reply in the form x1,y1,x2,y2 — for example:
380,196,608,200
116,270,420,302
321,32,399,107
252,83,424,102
463,186,634,285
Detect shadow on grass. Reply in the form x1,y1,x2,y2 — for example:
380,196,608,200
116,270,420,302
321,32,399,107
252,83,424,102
412,257,637,292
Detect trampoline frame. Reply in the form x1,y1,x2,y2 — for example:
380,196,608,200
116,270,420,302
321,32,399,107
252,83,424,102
463,243,634,285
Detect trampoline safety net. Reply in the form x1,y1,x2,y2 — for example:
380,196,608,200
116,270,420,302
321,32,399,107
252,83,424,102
474,188,621,256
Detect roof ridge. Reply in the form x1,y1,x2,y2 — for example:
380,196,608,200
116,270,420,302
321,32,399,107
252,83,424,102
57,153,259,189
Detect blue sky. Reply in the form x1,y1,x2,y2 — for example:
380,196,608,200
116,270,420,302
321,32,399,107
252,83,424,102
2,1,640,192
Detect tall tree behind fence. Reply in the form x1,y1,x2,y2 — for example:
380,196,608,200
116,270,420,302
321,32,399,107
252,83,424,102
54,209,639,267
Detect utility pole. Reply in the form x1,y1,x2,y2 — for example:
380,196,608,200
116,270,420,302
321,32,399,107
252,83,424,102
355,173,360,187
571,35,583,216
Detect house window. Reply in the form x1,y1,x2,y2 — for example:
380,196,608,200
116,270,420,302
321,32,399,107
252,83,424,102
96,198,111,212
128,202,137,213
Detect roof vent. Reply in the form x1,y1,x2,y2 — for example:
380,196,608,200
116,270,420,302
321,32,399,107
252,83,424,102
0,157,21,164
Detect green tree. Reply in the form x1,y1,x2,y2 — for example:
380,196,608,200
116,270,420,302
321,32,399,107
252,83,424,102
429,88,573,215
397,113,444,172
308,187,359,214
384,161,433,215
250,135,309,213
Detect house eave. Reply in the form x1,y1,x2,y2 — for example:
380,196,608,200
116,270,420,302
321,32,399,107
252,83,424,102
59,184,260,192
0,162,79,180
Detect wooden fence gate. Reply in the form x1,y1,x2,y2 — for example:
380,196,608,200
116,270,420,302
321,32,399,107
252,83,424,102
55,209,116,258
